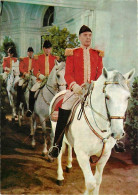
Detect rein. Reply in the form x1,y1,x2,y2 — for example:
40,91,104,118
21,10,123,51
103,81,126,120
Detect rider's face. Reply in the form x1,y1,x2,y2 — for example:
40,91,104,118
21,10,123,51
43,47,52,56
27,51,33,58
8,52,13,57
79,32,92,47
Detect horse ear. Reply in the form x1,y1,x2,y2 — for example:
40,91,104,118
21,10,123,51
123,68,135,81
55,59,59,67
102,67,108,79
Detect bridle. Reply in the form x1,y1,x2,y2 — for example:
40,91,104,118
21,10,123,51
41,73,67,105
81,81,127,141
82,81,127,165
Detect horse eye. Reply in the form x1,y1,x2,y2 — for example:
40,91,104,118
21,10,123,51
105,95,110,100
57,74,60,78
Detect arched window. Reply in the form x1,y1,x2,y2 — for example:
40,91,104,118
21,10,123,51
43,6,54,26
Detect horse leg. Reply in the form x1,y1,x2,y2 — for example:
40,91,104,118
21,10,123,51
66,140,73,173
18,107,21,126
18,103,22,126
93,152,111,195
40,118,48,156
75,148,96,195
30,116,34,135
57,141,66,185
11,97,17,121
8,92,15,121
31,115,37,149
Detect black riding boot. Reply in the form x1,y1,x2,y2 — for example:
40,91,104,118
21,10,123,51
26,91,35,117
16,86,22,110
49,108,71,158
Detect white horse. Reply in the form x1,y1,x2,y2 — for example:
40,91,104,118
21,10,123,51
5,61,20,121
18,74,36,126
31,61,66,157
49,68,135,194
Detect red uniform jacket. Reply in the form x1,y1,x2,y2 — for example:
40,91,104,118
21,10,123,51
35,54,59,76
65,47,104,88
3,57,17,71
19,56,38,77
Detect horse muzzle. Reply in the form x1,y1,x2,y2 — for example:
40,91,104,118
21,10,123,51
111,131,125,140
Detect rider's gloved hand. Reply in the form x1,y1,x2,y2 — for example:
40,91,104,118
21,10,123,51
72,83,83,95
3,72,8,80
39,74,45,81
5,67,10,72
24,73,30,79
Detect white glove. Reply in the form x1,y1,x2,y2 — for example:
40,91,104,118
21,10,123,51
24,73,30,79
72,84,82,95
3,72,8,80
5,67,10,71
39,74,45,81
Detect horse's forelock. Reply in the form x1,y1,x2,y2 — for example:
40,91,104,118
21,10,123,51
56,62,65,74
112,72,128,90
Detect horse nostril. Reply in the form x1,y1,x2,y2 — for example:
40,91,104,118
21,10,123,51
122,133,125,136
111,133,115,137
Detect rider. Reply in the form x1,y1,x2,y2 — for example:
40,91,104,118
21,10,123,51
49,25,104,158
2,47,17,80
26,40,59,117
16,47,38,110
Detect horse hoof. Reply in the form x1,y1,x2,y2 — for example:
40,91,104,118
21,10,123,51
57,180,63,186
47,156,54,163
31,145,36,150
66,166,72,173
12,118,15,122
41,152,46,157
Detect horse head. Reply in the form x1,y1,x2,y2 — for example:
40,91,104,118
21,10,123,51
28,74,37,89
102,67,135,140
47,60,66,92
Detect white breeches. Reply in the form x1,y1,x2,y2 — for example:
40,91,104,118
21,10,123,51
61,90,80,110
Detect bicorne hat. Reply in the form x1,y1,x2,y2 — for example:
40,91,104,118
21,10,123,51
8,47,15,54
43,40,52,48
79,25,92,35
27,47,34,52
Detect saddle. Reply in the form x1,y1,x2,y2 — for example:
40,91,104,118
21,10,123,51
50,93,81,125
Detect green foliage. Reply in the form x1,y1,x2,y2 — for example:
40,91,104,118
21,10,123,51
125,77,138,164
42,26,80,61
0,75,9,123
0,36,17,64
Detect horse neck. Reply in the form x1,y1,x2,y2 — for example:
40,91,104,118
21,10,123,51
46,70,57,95
89,77,110,129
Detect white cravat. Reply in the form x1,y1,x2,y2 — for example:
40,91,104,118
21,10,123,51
45,55,49,76
81,45,91,83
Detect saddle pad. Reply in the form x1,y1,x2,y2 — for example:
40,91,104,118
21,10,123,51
51,94,65,122
51,94,81,123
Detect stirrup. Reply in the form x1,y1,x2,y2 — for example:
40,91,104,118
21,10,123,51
26,110,32,117
48,145,59,158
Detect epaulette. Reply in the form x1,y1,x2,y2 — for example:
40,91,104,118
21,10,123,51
93,49,104,57
65,48,79,56
3,57,8,60
20,57,24,61
34,55,38,60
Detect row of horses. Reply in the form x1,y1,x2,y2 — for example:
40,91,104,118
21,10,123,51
1,60,135,195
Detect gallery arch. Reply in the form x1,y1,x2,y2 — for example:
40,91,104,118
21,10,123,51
0,1,137,74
